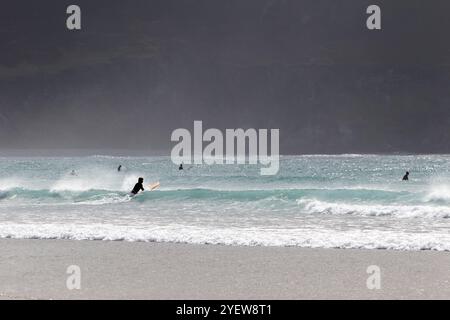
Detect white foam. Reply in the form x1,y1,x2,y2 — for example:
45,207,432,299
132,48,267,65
296,198,450,218
75,193,132,205
424,184,450,203
0,177,35,191
50,169,142,192
0,223,449,251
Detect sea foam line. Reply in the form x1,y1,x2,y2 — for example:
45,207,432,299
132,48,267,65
0,223,449,251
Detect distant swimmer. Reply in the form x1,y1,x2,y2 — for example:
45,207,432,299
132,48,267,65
179,163,183,170
118,165,122,172
402,171,409,181
70,170,77,176
131,177,145,195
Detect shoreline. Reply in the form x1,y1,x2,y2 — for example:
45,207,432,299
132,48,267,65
1,238,449,299
1,237,450,252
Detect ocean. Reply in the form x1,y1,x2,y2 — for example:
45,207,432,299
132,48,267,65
0,155,449,250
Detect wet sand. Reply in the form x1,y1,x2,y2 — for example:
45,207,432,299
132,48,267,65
0,239,449,299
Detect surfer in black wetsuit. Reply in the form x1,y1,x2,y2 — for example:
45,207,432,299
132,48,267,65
131,177,145,195
402,171,409,181
179,163,183,170
118,165,122,172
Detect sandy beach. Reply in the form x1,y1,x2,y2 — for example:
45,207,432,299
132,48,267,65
0,239,449,300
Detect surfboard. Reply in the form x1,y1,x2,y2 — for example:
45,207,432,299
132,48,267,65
148,181,160,191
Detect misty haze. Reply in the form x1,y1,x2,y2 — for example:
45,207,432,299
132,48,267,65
1,0,449,154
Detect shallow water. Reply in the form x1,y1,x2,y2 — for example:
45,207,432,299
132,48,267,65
0,155,449,250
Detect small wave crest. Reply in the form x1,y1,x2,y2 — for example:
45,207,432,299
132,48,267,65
424,184,450,203
297,198,450,218
0,186,412,205
0,223,449,251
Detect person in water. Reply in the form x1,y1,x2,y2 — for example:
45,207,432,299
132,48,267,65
131,177,145,195
402,171,409,181
70,170,77,176
118,165,122,172
179,163,183,170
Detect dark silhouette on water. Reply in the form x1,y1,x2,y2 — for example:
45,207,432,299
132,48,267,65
131,177,145,195
402,171,409,181
179,163,183,170
118,165,122,172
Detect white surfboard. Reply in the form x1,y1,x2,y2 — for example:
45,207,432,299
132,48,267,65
148,181,160,191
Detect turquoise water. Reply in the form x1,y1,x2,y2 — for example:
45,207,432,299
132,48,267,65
0,155,449,250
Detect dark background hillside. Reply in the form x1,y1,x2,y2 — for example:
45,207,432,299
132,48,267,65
1,0,449,154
